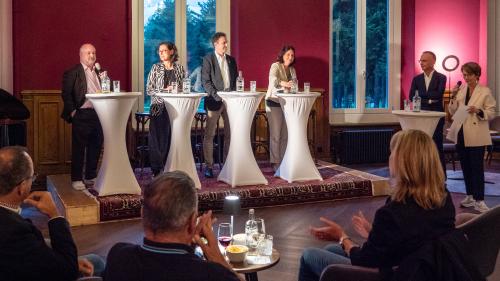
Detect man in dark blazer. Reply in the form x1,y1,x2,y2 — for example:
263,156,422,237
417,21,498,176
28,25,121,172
61,43,103,190
0,146,95,280
201,32,238,178
410,51,447,174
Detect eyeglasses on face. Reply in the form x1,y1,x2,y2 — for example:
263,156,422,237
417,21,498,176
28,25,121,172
15,173,37,186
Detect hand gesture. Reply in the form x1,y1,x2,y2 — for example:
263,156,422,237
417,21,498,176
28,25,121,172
23,191,59,218
98,71,108,80
78,258,94,277
351,211,372,239
193,211,229,268
467,106,480,114
310,217,345,241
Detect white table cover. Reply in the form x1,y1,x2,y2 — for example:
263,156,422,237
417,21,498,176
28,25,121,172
392,110,446,137
157,93,207,189
86,92,142,196
218,91,268,187
276,93,322,183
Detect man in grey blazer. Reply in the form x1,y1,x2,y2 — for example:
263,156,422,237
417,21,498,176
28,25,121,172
201,32,238,178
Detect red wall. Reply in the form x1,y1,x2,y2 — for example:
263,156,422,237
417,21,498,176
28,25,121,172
402,0,486,99
231,0,330,106
12,0,132,96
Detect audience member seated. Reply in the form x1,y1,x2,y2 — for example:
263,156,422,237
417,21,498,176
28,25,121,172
298,130,456,281
103,170,241,281
0,146,104,281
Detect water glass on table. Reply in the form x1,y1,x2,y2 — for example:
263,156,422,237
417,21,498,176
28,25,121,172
113,80,120,93
304,82,310,94
257,235,273,256
250,81,257,92
171,82,178,94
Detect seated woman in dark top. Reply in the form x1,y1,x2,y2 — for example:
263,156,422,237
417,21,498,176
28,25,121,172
298,129,456,281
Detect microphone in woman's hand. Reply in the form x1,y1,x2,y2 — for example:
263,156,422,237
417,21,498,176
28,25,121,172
451,81,462,98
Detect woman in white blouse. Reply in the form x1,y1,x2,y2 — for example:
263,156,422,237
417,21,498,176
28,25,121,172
448,62,496,213
265,45,296,171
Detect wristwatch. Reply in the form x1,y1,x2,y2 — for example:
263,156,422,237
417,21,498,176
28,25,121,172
339,236,352,250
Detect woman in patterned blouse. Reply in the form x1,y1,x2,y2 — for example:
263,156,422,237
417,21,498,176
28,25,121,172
146,42,185,177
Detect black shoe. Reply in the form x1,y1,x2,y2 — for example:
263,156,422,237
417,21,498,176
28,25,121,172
204,168,214,178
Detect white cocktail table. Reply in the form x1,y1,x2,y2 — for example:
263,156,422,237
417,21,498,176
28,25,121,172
157,93,207,189
276,92,322,183
392,110,446,137
86,92,142,196
218,91,268,187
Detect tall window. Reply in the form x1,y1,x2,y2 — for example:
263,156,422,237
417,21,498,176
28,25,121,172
330,0,399,122
143,0,219,112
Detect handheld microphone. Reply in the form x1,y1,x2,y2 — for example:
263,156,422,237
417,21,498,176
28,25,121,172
94,62,101,72
456,81,462,87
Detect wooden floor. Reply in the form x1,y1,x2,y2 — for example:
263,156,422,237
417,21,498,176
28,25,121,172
26,160,500,281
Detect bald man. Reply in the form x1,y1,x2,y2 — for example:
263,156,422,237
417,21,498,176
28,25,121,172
61,44,104,190
410,51,447,175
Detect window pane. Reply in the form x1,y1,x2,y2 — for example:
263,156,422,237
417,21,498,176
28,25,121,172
365,0,388,109
187,0,216,110
144,0,175,112
332,0,356,109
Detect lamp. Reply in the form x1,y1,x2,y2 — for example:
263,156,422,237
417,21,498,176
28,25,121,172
223,195,241,235
442,55,460,93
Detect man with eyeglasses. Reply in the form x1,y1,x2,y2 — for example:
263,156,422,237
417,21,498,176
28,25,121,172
410,51,447,175
0,146,104,280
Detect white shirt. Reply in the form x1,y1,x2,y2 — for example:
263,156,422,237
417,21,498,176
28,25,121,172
0,203,21,214
424,70,434,91
215,52,230,90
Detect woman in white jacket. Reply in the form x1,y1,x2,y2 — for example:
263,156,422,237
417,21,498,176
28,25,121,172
448,62,496,212
265,45,296,171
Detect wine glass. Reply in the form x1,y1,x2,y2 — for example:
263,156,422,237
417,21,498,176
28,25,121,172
217,223,233,248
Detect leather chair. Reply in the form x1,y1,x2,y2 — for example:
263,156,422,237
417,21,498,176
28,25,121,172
319,205,500,281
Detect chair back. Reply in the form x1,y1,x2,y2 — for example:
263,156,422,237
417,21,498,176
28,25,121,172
490,116,500,131
319,264,382,281
457,205,500,277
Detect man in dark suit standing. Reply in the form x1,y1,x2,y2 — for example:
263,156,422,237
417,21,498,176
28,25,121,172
410,51,447,174
0,146,96,280
61,43,103,190
201,32,238,178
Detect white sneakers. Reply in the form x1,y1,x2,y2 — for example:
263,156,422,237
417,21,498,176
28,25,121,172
474,201,490,213
461,195,490,213
71,181,86,191
460,195,476,207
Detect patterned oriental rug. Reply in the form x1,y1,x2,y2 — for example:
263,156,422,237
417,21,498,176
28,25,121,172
87,162,377,222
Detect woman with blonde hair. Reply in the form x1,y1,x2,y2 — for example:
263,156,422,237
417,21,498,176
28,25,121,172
298,130,455,281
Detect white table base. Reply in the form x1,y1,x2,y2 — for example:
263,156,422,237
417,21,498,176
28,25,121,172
158,93,206,189
87,92,142,196
276,93,322,183
218,92,268,187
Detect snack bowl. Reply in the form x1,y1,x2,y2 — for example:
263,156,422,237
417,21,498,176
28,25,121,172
226,245,248,263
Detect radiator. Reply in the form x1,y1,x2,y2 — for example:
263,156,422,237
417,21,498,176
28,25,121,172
338,129,394,164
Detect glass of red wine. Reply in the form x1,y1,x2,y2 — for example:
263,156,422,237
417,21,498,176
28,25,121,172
217,223,233,248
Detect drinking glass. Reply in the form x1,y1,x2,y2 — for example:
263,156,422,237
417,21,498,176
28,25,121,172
303,82,310,94
404,99,410,111
113,81,120,93
257,234,273,256
217,223,233,248
250,81,257,92
171,82,178,94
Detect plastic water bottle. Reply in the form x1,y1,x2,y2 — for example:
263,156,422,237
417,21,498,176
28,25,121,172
412,90,421,112
245,209,258,249
236,71,244,92
182,72,191,94
101,73,111,93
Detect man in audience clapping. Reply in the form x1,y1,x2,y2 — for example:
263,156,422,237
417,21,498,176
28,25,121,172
103,170,241,281
0,146,102,281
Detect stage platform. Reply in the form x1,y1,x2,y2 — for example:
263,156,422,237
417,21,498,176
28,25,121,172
47,161,390,226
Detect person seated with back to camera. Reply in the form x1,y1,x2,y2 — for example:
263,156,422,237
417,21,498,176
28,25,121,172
298,130,458,281
103,170,242,281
